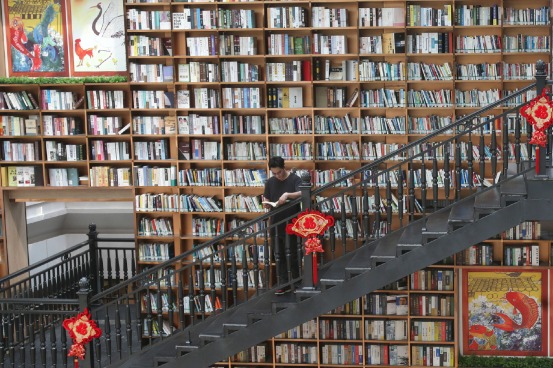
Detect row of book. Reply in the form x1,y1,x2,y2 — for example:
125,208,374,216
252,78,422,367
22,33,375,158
366,320,408,341
138,217,174,237
319,319,361,340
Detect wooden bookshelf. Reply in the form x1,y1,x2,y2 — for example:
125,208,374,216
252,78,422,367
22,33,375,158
0,0,550,362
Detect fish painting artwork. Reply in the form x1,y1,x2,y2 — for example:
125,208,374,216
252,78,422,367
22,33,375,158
3,0,68,76
493,291,540,332
463,269,547,356
67,0,127,75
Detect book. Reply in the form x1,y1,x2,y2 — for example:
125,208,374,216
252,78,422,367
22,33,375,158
178,141,190,160
178,116,190,134
24,118,39,135
262,200,278,207
177,90,190,108
162,65,174,82
178,64,190,82
329,66,344,81
118,123,131,135
164,91,175,108
164,116,177,134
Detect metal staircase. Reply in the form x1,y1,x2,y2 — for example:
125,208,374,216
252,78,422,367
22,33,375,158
1,62,552,368
119,164,550,368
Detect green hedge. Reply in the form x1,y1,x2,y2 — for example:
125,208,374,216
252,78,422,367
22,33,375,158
459,355,553,368
0,76,127,84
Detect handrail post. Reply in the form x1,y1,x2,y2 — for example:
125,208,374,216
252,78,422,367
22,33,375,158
87,224,100,295
299,173,315,291
77,277,93,368
535,60,548,176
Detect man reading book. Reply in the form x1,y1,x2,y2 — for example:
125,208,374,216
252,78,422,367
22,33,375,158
263,156,302,295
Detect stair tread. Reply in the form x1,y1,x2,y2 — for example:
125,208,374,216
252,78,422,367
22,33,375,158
448,196,475,224
344,241,379,272
474,187,501,211
319,241,373,283
370,230,404,259
500,174,526,197
423,209,451,236
397,221,424,247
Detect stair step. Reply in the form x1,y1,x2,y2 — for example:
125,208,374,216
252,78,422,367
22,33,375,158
448,196,475,231
500,174,527,206
422,209,451,243
396,221,424,256
474,187,501,217
370,230,403,268
344,241,378,278
319,244,369,288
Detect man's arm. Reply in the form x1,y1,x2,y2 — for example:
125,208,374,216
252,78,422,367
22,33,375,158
278,190,301,205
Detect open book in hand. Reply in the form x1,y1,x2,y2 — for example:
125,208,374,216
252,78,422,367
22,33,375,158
262,200,289,208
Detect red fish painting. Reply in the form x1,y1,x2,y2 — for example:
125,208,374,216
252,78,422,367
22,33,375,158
493,291,539,332
468,324,497,350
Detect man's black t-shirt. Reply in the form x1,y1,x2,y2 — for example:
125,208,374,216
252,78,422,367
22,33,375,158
264,172,302,234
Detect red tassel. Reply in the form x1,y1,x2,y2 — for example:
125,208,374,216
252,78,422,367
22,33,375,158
74,358,79,368
312,253,318,285
536,147,540,175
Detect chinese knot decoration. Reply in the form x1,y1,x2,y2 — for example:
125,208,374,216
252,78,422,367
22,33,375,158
520,89,553,173
63,308,102,367
286,209,334,285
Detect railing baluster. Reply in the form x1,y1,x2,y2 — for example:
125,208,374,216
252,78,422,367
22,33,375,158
514,113,522,167
39,316,45,368
115,302,122,359
455,137,462,201
155,280,163,340
166,274,175,334
49,322,56,367
95,310,102,366
444,144,451,206
385,175,392,230
178,279,186,331
198,262,206,320
251,238,260,295
241,240,249,300
373,180,381,238
491,123,498,181
230,246,238,306
340,193,347,255
114,249,122,286
17,314,24,367
480,125,486,187
420,144,427,213
502,115,510,178
397,169,404,228
122,250,129,281
328,207,336,260
432,146,439,211
468,127,474,189
220,248,228,311
408,164,415,221
29,322,36,367
61,314,67,367
362,183,371,241
107,249,114,290
188,268,195,323
351,190,359,249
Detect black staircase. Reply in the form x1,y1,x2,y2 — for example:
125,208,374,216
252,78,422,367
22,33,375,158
1,61,553,368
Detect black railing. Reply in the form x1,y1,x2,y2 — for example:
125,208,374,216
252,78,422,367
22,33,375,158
0,226,135,368
0,61,550,367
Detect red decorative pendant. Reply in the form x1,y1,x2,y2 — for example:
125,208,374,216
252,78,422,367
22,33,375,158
520,89,553,148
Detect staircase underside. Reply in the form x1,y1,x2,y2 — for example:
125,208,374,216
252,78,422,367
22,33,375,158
115,170,553,368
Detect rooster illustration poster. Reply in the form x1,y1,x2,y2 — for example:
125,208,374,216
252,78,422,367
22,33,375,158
462,269,548,356
67,0,126,75
1,0,69,76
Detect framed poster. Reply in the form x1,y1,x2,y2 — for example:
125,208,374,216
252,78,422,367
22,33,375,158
67,0,127,76
2,0,69,76
462,268,548,356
